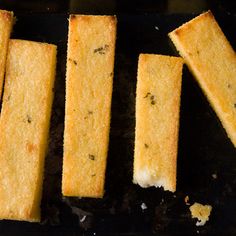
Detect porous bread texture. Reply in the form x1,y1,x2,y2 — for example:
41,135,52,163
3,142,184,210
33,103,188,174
190,202,212,226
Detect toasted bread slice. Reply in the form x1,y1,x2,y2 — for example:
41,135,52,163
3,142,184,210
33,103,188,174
62,15,117,198
0,40,57,222
169,10,236,147
0,10,13,100
133,54,183,192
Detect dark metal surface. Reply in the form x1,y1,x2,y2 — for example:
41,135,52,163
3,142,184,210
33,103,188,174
0,4,235,236
0,0,236,15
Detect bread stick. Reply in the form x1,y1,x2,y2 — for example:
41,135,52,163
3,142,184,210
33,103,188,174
169,10,236,147
62,15,117,198
133,54,183,192
0,40,57,222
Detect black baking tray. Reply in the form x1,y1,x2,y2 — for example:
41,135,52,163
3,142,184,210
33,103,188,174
0,10,235,236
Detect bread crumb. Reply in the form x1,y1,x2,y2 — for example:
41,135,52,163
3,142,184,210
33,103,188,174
212,173,217,179
189,202,212,226
184,195,190,205
141,202,147,210
80,215,87,222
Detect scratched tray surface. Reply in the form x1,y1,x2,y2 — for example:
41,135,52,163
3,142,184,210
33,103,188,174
0,13,236,236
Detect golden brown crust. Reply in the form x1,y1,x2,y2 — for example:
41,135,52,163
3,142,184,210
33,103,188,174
0,9,13,101
0,10,12,22
62,15,117,198
173,11,214,37
133,54,183,192
169,10,236,147
0,39,57,222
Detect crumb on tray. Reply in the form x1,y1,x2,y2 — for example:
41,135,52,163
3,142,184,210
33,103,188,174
141,202,147,210
189,202,212,226
212,173,217,179
184,195,190,205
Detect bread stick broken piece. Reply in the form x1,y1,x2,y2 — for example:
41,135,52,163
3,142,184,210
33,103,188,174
62,15,117,198
133,54,183,192
0,10,13,100
190,202,212,226
169,10,236,147
0,40,57,222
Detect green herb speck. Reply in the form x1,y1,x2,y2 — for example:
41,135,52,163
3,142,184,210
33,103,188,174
88,154,95,161
27,115,32,124
94,44,109,55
